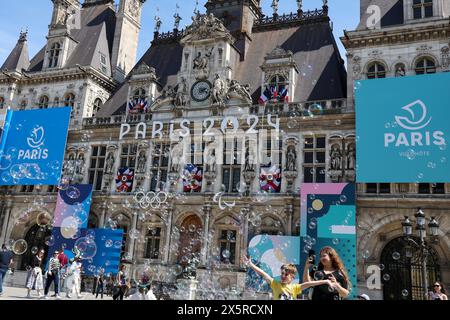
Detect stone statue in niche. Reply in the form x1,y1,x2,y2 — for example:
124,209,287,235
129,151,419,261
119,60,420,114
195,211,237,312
395,65,406,77
227,80,252,102
193,48,213,72
212,74,226,105
175,77,188,108
137,151,147,173
105,152,115,174
346,144,356,170
170,138,184,173
244,145,256,172
75,153,85,175
330,144,342,170
285,145,297,172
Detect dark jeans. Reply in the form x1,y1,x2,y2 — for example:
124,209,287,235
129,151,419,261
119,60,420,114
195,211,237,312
113,286,124,300
0,270,6,294
44,271,59,295
96,283,104,299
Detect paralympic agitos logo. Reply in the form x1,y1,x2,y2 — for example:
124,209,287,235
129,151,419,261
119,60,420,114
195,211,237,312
384,100,446,148
18,126,49,160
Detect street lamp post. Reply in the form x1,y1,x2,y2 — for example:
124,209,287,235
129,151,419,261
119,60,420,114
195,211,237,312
401,208,440,300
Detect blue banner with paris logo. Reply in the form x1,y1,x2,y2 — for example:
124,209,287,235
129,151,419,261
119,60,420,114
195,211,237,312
0,107,71,185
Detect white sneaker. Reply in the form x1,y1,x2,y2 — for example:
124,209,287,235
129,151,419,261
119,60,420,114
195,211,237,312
42,296,49,300
77,295,83,299
66,294,71,298
55,295,62,299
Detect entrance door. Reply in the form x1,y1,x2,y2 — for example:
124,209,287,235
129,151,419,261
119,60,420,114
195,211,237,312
177,215,203,265
380,237,441,300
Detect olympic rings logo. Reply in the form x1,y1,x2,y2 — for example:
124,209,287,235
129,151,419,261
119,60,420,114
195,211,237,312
134,191,168,209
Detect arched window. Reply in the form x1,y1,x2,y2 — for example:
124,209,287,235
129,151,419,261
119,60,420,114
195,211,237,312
38,95,49,109
415,57,436,75
0,96,5,109
93,98,103,116
64,93,75,118
367,62,386,79
145,227,161,259
21,224,52,270
133,88,146,101
53,97,60,107
413,0,433,19
48,43,61,68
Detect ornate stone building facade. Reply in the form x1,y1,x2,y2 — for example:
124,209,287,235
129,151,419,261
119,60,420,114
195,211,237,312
342,0,450,300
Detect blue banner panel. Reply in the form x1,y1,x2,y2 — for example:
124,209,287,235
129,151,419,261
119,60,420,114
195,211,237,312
47,228,124,276
300,183,357,300
0,107,71,185
355,73,450,182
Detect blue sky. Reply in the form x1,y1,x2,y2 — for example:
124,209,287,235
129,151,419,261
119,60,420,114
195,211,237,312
0,0,360,68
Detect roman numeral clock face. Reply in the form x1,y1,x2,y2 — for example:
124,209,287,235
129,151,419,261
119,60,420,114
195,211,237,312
191,80,212,102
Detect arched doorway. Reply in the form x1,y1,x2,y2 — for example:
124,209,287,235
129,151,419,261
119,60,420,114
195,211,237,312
177,215,203,265
21,224,52,270
380,237,441,300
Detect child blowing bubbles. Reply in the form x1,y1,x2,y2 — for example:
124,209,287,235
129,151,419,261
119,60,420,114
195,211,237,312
242,255,334,300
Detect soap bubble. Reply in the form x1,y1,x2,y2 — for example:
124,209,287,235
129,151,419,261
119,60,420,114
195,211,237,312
105,240,113,248
401,289,409,297
383,274,390,281
392,252,400,260
12,239,28,255
66,186,81,199
332,238,340,245
362,250,370,259
74,237,97,260
222,250,231,259
313,271,325,281
36,212,52,227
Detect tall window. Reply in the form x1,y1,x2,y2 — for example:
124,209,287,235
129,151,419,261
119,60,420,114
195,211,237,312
21,185,34,193
0,97,4,109
64,93,76,118
413,0,433,19
100,54,107,74
89,146,106,191
222,138,240,193
150,143,169,191
303,136,326,183
120,144,137,172
415,57,436,75
38,96,49,109
145,227,161,259
48,43,61,68
268,75,288,102
219,230,236,264
367,62,386,79
93,98,103,116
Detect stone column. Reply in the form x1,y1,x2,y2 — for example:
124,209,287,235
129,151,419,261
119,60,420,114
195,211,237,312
127,210,138,259
99,202,107,228
164,206,174,263
0,200,12,243
240,205,250,268
201,204,212,265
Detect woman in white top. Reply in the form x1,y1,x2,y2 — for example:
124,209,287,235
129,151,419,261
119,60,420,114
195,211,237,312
65,258,83,299
25,249,45,298
428,282,448,300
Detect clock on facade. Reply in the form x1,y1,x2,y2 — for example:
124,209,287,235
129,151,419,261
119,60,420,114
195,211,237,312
191,80,212,102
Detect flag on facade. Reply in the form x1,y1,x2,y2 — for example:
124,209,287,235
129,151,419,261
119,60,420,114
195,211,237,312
280,86,289,103
270,86,278,100
258,87,272,105
183,164,203,193
116,167,134,193
259,165,281,193
128,99,149,114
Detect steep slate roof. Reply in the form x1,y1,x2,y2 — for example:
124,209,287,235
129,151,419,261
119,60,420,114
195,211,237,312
26,3,116,74
98,10,347,116
1,32,30,72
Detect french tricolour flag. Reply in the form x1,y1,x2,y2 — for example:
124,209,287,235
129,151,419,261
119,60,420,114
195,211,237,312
258,87,271,105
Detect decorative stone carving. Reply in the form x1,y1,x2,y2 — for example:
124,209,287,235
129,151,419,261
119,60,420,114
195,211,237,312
271,0,279,16
212,74,227,106
244,145,256,172
368,49,382,58
346,143,356,170
352,56,361,76
441,46,450,69
227,80,252,103
417,44,432,52
174,12,182,30
154,15,162,33
330,144,342,170
170,139,184,173
136,151,147,174
175,77,189,109
285,145,297,172
205,139,217,173
75,153,85,175
193,48,213,79
183,13,231,43
105,152,115,175
395,64,406,77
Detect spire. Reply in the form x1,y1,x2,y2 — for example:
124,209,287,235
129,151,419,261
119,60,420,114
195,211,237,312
1,29,30,72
